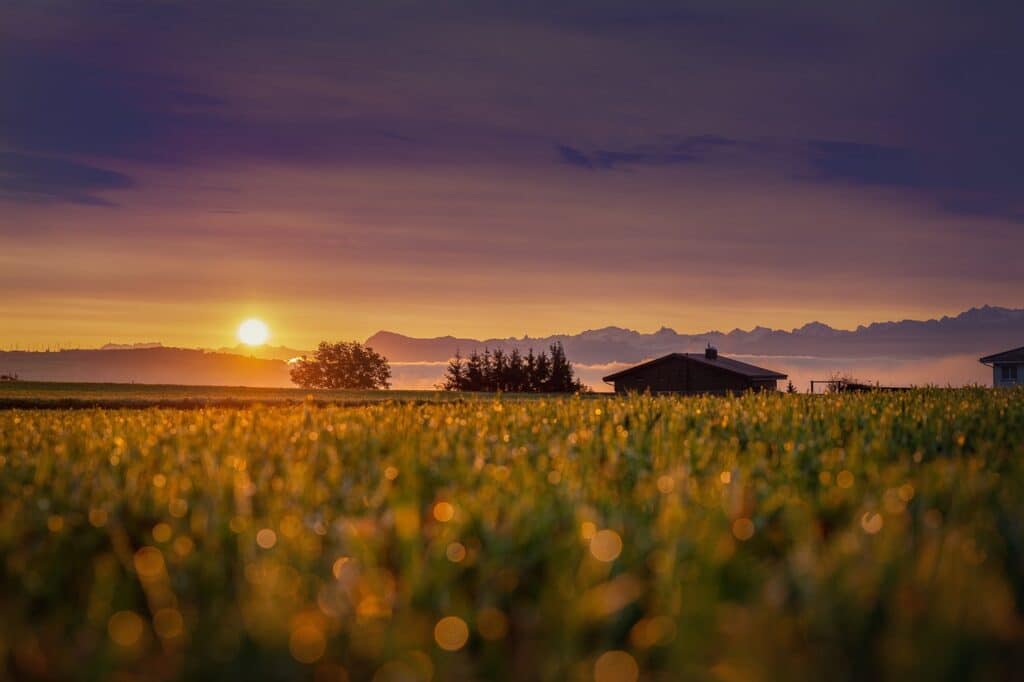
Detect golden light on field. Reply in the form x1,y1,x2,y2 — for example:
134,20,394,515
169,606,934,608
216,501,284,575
332,556,351,579
237,318,270,346
446,542,467,562
433,501,455,522
133,546,165,578
256,528,277,549
108,610,144,648
152,522,172,543
289,624,326,663
7,390,1024,678
88,508,108,527
477,607,509,640
732,518,755,541
153,608,185,639
589,529,623,562
594,650,639,682
434,616,470,651
861,512,884,534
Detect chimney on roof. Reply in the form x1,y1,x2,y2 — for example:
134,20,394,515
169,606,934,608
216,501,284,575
705,344,718,360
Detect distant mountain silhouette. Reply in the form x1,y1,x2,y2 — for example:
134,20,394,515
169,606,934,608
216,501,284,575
214,344,310,361
365,306,1024,364
0,347,291,386
1,306,1018,388
100,342,164,350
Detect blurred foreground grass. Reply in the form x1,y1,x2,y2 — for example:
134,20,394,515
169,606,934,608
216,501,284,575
2,389,1024,680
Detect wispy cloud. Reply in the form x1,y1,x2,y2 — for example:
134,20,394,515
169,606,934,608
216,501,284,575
803,140,1024,222
0,152,133,206
556,135,735,170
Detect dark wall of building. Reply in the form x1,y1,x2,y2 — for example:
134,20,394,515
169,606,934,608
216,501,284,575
613,358,687,393
749,379,779,392
611,356,776,394
687,360,751,393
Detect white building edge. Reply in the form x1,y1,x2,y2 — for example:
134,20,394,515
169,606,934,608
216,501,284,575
980,345,1024,387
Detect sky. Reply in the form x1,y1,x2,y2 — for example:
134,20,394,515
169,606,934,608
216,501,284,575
2,0,1023,349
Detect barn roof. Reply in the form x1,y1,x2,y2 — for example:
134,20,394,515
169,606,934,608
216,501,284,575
979,345,1024,364
602,353,787,382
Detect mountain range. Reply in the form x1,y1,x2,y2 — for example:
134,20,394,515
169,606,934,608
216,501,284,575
365,306,1024,364
1,306,1020,387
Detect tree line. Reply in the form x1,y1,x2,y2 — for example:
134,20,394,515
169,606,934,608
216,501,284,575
442,342,586,393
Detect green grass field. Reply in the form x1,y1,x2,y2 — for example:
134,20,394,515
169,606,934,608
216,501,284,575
2,389,1024,680
0,381,497,409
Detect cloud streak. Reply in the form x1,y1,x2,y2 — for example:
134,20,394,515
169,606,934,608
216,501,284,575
556,135,740,170
0,152,133,206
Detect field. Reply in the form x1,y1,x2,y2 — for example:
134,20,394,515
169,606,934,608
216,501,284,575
2,389,1024,680
0,381,492,410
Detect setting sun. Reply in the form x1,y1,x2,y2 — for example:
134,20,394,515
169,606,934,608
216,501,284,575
237,318,269,346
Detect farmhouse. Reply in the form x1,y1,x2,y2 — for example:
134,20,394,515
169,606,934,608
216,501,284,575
602,346,787,394
979,345,1024,387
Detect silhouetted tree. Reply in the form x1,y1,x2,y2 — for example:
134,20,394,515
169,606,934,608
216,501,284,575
491,348,508,390
826,372,862,393
441,342,585,393
524,349,538,391
465,350,485,391
786,380,797,394
289,341,391,389
507,348,526,392
442,350,466,391
547,342,583,392
533,348,551,391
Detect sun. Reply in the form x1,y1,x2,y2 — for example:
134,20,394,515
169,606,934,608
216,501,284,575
237,318,270,346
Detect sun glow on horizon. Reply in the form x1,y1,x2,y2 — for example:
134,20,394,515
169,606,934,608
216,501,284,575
238,318,270,346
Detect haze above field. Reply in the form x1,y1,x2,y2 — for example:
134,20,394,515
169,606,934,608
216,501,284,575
2,306,1018,390
2,1,1024,350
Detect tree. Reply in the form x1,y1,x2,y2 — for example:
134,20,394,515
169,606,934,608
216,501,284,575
465,350,485,391
507,348,526,392
524,349,538,391
786,380,797,394
289,341,391,389
826,371,861,393
491,348,508,391
439,341,586,393
546,342,583,392
533,348,551,391
442,350,466,391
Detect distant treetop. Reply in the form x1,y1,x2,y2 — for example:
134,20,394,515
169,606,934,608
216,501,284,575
442,342,586,393
289,341,391,390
